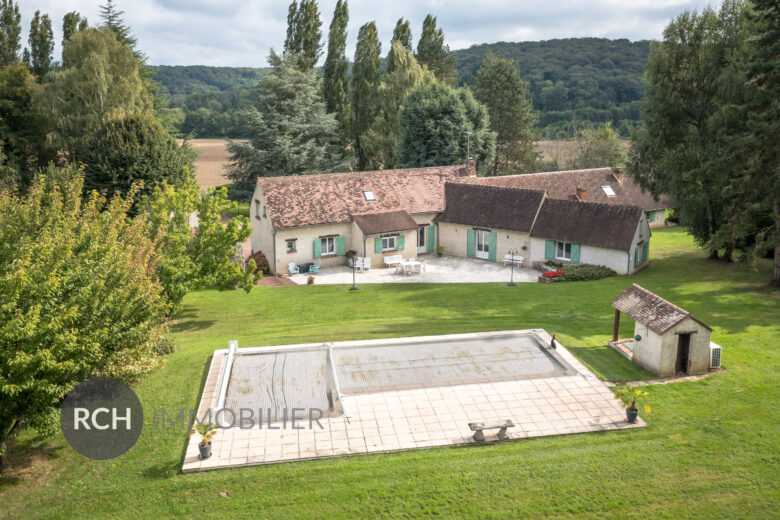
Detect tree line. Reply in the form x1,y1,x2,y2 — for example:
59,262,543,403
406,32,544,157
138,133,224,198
0,0,259,468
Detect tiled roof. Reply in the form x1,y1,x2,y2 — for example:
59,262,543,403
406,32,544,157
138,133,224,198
258,165,469,229
611,284,712,334
438,183,546,233
530,198,643,251
461,168,672,211
353,210,419,236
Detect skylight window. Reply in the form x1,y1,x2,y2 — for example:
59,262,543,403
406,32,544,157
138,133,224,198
601,185,616,197
363,189,376,201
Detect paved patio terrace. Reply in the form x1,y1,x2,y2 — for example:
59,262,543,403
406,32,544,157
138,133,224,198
288,255,539,285
182,330,644,472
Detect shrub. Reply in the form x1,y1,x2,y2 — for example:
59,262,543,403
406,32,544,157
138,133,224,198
560,264,616,281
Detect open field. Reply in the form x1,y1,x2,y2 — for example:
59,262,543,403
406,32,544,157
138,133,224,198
1,228,778,518
188,139,233,189
537,140,631,169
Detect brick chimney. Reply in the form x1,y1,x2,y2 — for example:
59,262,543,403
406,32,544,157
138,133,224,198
576,187,587,202
612,168,625,184
466,158,476,177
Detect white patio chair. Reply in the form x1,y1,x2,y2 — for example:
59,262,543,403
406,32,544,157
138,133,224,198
414,260,426,274
362,257,371,271
354,257,365,272
288,262,300,276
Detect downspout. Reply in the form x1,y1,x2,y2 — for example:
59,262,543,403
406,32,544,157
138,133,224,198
272,228,277,276
626,250,631,276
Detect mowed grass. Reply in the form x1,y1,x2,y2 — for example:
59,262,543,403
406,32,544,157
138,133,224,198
1,228,778,519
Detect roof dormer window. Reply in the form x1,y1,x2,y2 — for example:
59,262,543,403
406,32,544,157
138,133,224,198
363,189,376,201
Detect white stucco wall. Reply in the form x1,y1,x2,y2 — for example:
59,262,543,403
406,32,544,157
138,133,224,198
358,228,418,269
437,222,530,265
631,317,711,377
275,223,352,275
249,183,276,269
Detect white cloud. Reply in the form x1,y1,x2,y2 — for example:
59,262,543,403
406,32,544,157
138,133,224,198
17,0,717,66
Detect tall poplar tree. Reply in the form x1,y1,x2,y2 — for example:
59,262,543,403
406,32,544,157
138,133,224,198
0,0,21,66
62,11,88,47
472,51,539,174
386,18,412,74
283,0,322,71
416,14,457,85
351,21,382,170
322,0,349,134
26,10,54,80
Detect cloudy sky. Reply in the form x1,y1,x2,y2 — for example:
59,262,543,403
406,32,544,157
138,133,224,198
19,0,715,67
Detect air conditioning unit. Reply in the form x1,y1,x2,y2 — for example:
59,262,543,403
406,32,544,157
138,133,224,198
709,342,722,369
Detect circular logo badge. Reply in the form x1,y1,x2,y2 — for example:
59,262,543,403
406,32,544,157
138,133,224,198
60,377,143,460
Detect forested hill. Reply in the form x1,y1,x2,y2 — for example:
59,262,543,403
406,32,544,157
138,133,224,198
151,37,650,138
453,38,650,135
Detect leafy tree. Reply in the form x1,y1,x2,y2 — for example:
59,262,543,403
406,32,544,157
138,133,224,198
283,0,322,71
397,82,495,172
322,0,349,135
81,114,195,200
0,0,21,66
0,64,48,190
629,1,751,259
25,10,54,80
723,0,780,284
0,165,170,469
362,42,433,169
46,27,154,159
572,122,626,169
351,21,381,170
386,18,412,74
227,52,342,184
472,51,539,175
145,179,257,307
416,15,457,85
62,11,88,50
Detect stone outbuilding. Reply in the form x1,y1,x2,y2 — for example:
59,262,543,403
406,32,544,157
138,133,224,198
609,284,715,377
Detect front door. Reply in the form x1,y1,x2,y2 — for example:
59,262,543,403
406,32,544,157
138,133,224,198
676,333,690,373
417,226,426,254
476,230,490,259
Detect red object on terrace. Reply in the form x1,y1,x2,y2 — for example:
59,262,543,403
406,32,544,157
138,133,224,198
542,270,565,278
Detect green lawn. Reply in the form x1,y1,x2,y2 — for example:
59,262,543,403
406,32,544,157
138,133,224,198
2,228,778,519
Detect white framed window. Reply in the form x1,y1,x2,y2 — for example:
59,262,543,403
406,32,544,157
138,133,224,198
286,239,297,252
555,241,572,260
381,236,397,251
363,189,376,201
602,185,616,197
321,237,335,256
255,200,262,218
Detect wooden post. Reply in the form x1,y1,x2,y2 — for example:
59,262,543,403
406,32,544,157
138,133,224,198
612,308,620,342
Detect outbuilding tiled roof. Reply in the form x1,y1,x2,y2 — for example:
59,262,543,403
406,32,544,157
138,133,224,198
461,168,672,211
611,284,712,334
352,210,419,236
258,165,469,229
530,198,643,251
438,182,546,233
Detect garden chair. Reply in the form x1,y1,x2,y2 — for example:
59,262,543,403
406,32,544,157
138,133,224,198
414,260,427,274
354,257,365,272
362,257,371,270
288,262,300,276
309,260,322,274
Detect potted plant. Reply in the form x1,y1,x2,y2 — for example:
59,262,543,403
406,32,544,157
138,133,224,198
614,386,651,423
307,275,315,285
189,423,218,459
435,245,444,257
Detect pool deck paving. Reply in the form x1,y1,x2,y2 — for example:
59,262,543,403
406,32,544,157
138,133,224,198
182,329,644,472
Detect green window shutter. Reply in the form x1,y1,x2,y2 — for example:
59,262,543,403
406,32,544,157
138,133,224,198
466,229,475,258
634,246,640,268
336,235,346,255
642,241,649,262
374,238,382,254
488,232,497,262
570,243,580,264
650,211,656,222
427,225,435,253
397,234,405,251
313,239,322,258
545,240,554,260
